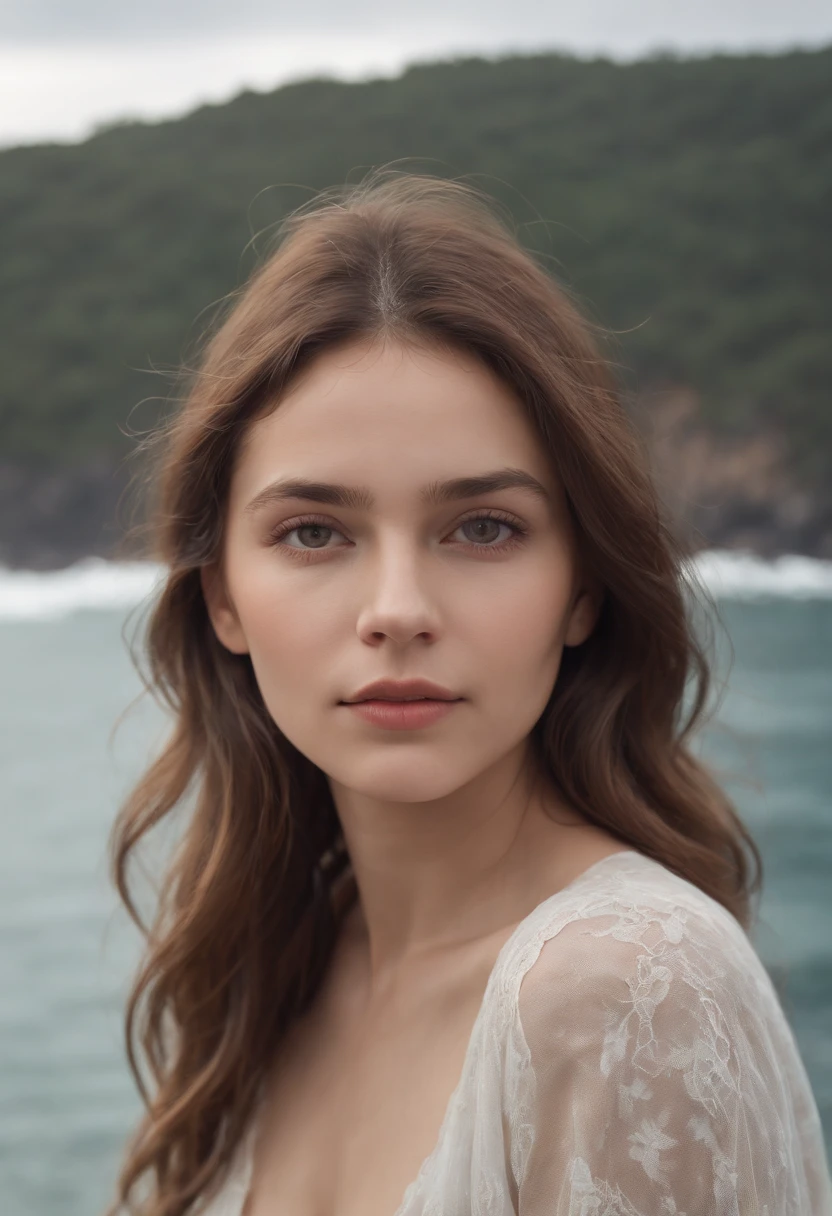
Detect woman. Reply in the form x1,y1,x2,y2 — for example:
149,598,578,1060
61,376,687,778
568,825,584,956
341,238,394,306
107,172,832,1216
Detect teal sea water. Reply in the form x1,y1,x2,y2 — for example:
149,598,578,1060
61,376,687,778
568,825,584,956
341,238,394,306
0,553,830,1216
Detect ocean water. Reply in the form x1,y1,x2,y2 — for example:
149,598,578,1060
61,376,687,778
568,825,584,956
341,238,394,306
0,551,831,1216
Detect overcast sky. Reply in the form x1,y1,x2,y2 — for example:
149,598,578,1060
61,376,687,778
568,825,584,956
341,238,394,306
2,0,830,148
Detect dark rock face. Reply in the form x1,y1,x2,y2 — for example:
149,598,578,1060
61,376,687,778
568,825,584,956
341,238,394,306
630,390,832,562
0,460,141,571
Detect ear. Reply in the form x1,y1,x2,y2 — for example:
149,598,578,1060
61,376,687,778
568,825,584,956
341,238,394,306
200,564,249,655
563,581,605,648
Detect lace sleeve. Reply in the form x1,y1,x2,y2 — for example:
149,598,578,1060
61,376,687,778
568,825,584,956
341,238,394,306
508,901,832,1216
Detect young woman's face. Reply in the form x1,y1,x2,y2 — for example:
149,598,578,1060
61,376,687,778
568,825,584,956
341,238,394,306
203,336,601,805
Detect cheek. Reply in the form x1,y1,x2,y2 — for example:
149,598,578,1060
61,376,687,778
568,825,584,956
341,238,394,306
474,557,572,650
463,563,572,704
241,598,333,752
227,560,335,701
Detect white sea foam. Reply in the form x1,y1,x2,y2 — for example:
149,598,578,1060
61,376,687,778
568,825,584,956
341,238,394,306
1,548,831,622
0,557,166,621
684,549,832,601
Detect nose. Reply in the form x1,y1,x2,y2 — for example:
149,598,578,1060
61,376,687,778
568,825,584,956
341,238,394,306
353,539,442,645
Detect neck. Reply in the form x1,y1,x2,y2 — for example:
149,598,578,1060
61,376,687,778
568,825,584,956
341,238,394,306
325,745,594,989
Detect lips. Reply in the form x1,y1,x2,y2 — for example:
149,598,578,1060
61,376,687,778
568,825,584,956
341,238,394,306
342,677,461,704
343,697,461,730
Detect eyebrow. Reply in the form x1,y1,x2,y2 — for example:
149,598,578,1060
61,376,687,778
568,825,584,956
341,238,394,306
243,467,552,516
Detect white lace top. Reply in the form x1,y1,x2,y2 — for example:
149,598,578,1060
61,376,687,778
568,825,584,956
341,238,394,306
199,849,832,1215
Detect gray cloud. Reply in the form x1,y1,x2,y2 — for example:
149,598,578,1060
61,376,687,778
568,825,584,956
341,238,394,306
3,0,831,48
2,1,391,42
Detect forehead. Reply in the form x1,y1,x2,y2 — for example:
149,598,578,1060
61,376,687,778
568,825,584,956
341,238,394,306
232,336,555,498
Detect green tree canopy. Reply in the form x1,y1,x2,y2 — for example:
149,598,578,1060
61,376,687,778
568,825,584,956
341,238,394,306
1,46,829,484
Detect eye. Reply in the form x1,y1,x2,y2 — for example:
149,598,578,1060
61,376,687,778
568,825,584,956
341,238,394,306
268,511,529,559
455,515,523,547
272,520,343,552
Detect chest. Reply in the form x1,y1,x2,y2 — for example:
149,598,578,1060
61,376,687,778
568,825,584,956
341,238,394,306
242,957,493,1216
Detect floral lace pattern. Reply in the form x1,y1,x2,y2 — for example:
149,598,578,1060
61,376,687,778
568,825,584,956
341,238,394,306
197,851,832,1215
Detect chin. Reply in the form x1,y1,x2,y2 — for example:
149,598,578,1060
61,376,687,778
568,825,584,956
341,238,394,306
326,756,474,805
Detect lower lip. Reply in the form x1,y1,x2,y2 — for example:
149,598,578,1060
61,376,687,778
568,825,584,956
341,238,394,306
342,698,462,729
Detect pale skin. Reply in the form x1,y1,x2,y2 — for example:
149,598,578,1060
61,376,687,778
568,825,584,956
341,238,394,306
201,335,631,1215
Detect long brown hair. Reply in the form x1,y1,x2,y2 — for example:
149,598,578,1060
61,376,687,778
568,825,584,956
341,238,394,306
107,171,762,1216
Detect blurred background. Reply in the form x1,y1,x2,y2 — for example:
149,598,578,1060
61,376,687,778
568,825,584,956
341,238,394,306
1,3,831,1214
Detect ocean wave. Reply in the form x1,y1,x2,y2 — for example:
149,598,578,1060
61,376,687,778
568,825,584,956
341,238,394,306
0,557,166,621
1,548,831,622
683,549,832,601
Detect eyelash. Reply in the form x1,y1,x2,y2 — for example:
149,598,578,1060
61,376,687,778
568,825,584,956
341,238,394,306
267,510,529,561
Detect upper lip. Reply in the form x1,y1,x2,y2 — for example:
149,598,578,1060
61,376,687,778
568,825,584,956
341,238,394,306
342,678,462,703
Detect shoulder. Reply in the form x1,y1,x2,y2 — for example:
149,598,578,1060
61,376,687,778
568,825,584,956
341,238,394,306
502,857,831,1213
521,850,764,1004
514,851,786,1083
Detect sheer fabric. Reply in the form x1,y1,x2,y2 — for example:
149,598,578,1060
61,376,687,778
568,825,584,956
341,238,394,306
198,850,832,1215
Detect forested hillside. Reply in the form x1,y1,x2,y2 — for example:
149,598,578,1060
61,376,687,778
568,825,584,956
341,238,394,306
1,46,830,565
